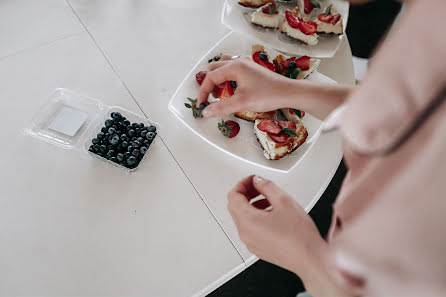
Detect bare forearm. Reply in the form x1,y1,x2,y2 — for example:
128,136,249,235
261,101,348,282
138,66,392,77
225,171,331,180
276,78,354,120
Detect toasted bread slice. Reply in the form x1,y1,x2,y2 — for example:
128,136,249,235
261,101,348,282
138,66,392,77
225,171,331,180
281,7,318,45
254,119,308,160
273,54,320,79
297,0,320,21
314,6,343,35
251,4,281,29
238,0,273,8
251,44,266,56
235,110,277,122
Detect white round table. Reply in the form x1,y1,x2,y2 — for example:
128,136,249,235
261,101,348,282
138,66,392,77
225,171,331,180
0,0,354,296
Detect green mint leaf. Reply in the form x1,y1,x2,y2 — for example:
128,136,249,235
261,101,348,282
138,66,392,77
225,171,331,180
324,4,332,16
185,103,191,108
282,127,297,137
310,0,320,9
293,109,302,118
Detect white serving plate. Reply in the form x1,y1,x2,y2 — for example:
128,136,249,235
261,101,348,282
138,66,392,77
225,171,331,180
221,0,349,58
168,31,336,173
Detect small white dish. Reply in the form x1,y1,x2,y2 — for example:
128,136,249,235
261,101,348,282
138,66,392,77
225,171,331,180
168,31,336,173
221,0,349,58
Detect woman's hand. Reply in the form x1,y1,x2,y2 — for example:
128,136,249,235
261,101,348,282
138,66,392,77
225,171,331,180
197,56,301,118
197,56,353,119
227,175,326,275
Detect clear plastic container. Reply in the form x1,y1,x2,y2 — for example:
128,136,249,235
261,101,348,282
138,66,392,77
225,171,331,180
25,88,159,173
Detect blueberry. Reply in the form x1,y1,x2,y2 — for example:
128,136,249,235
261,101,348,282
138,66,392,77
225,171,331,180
128,129,135,137
92,144,100,152
100,144,107,152
110,135,120,145
148,126,156,133
138,123,144,129
259,52,267,61
288,60,296,69
110,156,118,163
124,152,131,159
101,127,108,133
108,127,116,134
230,81,237,89
128,145,134,152
146,132,156,140
120,134,127,141
140,146,148,154
127,156,137,166
123,119,130,127
106,150,115,158
105,119,113,127
143,139,151,146
141,130,147,138
132,140,140,148
111,112,122,120
88,147,95,153
92,138,99,144
132,149,141,158
137,137,144,143
116,153,124,162
97,132,105,140
135,128,141,134
116,130,122,136
132,123,138,128
121,141,128,148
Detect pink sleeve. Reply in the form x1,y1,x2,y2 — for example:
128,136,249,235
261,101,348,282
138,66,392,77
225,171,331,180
326,0,446,154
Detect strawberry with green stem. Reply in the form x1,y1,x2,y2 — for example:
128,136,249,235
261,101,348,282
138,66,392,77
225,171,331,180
185,97,206,118
218,119,240,138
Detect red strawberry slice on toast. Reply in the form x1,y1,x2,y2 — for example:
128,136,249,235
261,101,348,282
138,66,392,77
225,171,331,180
298,21,317,35
285,10,300,29
279,121,297,131
268,132,288,143
257,119,282,135
252,51,277,72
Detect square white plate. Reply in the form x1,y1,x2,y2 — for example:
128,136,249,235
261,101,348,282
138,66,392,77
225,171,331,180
221,0,349,58
168,32,336,173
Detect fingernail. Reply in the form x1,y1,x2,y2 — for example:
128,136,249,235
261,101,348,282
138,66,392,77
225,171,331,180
253,175,265,185
202,108,213,117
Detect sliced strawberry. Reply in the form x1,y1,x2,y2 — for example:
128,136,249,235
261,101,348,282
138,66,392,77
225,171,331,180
279,121,297,131
331,14,341,25
301,110,306,117
221,81,234,99
257,119,281,135
289,108,295,115
268,132,288,143
195,71,207,85
304,0,315,14
295,56,310,70
318,13,333,23
285,10,300,29
298,21,317,35
252,51,277,72
262,2,279,14
281,57,296,69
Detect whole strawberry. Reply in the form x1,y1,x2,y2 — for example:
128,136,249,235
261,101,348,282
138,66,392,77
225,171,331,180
218,119,240,138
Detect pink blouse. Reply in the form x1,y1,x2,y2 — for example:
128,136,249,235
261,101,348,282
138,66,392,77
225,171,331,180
323,0,446,296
